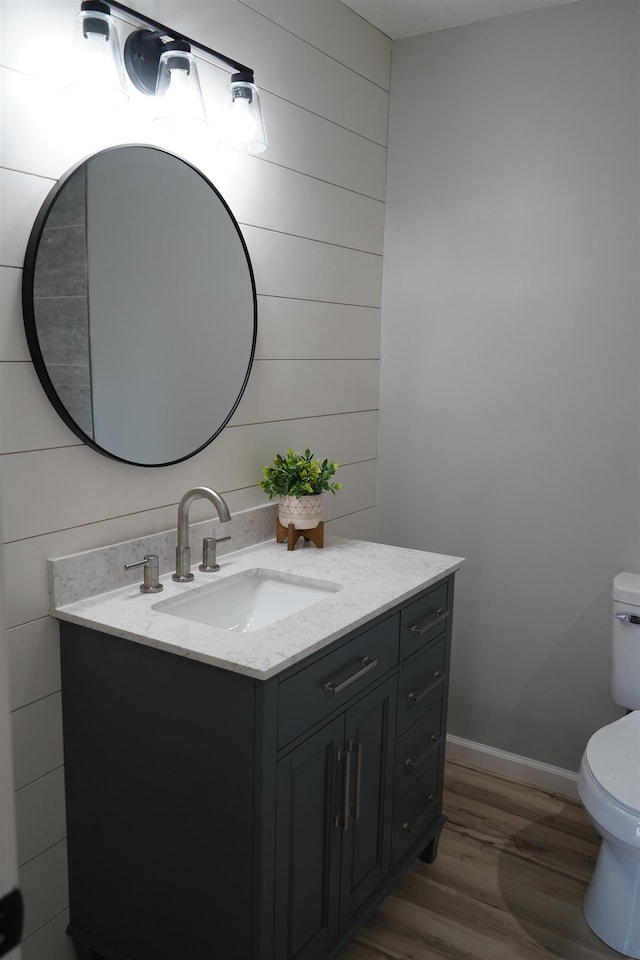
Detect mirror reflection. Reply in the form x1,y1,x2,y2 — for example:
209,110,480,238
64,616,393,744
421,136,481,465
23,145,257,466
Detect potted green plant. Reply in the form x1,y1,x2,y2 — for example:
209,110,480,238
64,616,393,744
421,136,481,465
260,448,341,529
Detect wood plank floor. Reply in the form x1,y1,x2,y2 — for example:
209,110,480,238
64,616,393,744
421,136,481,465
339,760,622,960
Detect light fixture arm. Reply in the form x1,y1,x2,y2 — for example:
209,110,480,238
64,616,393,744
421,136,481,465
107,0,254,81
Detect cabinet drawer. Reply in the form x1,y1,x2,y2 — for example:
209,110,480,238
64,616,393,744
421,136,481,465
278,614,400,748
397,636,446,734
400,580,449,661
393,760,439,863
395,698,443,798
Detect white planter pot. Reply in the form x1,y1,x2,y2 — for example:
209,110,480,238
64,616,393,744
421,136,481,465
279,495,323,530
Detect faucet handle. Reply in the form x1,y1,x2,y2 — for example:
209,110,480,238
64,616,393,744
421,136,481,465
124,554,163,593
199,536,231,573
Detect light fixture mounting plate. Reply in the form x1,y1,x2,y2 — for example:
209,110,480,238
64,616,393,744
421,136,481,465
124,28,164,95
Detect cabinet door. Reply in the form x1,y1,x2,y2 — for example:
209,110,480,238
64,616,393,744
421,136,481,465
339,678,396,925
274,719,344,960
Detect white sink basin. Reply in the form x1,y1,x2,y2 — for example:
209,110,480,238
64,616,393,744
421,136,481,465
153,567,342,633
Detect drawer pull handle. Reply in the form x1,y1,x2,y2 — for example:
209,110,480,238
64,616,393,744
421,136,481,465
407,672,444,704
410,608,449,637
402,794,435,834
323,656,378,695
404,734,440,770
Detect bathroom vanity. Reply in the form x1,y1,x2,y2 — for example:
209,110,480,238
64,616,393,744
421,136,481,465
54,536,462,960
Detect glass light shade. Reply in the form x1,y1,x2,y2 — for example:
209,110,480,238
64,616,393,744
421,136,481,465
65,6,128,106
153,46,208,131
219,76,268,154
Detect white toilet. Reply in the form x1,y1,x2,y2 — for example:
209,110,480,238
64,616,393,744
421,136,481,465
577,572,640,959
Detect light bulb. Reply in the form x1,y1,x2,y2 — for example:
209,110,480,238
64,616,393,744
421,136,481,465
153,43,207,132
219,72,267,154
230,96,257,143
65,2,128,106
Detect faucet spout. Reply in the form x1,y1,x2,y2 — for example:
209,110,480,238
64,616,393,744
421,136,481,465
173,486,231,582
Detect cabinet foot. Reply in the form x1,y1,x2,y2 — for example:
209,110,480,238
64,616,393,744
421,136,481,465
419,815,447,864
67,925,107,960
72,947,105,960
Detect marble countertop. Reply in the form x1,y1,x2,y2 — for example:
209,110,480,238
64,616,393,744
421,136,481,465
53,537,464,680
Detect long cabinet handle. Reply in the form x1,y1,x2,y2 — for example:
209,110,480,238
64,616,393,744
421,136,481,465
353,740,363,820
336,745,353,832
401,794,435,833
323,656,378,695
409,608,449,636
336,740,363,832
407,671,444,704
404,734,440,770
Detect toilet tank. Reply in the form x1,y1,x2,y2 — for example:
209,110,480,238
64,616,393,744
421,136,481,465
611,572,640,710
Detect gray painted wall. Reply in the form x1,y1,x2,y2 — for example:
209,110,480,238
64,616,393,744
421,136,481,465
377,0,640,771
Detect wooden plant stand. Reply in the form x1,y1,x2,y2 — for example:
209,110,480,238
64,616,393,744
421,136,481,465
276,519,324,551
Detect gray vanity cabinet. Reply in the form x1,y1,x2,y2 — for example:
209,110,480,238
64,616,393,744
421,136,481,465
60,573,454,960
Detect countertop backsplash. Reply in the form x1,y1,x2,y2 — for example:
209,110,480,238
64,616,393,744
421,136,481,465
49,502,278,609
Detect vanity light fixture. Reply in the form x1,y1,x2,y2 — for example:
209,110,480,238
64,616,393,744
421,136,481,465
68,0,268,152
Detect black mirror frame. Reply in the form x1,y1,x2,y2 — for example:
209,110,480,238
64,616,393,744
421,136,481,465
22,144,257,468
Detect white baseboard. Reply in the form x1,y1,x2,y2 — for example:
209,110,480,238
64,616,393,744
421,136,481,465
446,734,579,800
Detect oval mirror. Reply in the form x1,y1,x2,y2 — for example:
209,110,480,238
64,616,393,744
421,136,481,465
22,145,257,467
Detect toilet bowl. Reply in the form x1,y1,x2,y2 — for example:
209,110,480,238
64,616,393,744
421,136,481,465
578,711,640,958
576,573,640,958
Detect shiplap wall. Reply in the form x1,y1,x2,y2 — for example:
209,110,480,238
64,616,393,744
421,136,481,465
0,2,391,955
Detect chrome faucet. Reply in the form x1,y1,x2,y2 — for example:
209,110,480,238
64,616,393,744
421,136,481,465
173,486,231,582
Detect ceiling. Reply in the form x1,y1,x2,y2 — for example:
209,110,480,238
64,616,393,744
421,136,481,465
340,0,579,39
